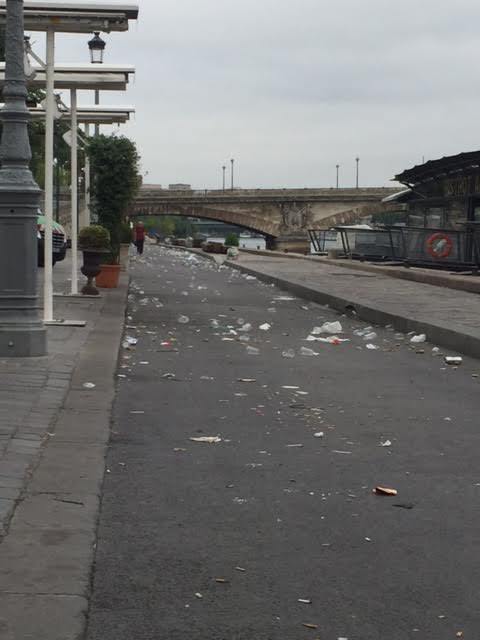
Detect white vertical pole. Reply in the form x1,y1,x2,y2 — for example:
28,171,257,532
84,122,91,226
43,28,55,321
70,89,78,295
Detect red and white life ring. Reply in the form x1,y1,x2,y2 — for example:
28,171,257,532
426,232,453,259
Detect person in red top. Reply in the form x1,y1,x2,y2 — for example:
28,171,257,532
133,221,146,255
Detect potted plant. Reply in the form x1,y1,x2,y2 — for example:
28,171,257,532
78,225,110,295
87,134,141,288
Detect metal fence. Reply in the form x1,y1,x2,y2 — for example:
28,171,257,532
396,226,480,269
330,225,480,270
334,227,405,262
308,229,338,254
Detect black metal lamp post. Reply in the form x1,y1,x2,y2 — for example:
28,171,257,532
0,0,46,356
88,32,106,136
230,158,234,190
336,164,340,189
222,165,226,191
356,156,360,189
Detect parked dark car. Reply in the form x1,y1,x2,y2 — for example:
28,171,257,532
37,213,68,267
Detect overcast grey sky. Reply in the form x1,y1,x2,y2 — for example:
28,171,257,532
46,0,480,189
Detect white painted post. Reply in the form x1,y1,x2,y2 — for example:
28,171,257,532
84,122,91,226
70,88,78,295
43,28,55,321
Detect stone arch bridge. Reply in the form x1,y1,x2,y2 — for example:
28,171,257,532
132,186,399,251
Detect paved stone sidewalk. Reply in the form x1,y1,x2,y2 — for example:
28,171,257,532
0,256,128,639
229,252,480,359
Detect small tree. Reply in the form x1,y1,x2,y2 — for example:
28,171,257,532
88,134,141,263
225,232,239,247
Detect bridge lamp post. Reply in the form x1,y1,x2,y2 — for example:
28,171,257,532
230,157,234,190
356,156,360,189
222,165,226,191
336,164,340,189
88,31,106,136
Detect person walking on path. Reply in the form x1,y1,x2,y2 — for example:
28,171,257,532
133,221,146,255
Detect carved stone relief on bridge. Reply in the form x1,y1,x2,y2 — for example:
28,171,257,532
279,202,312,231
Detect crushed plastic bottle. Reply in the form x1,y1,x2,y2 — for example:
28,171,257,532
246,346,260,355
259,323,271,331
282,349,296,358
300,346,319,356
178,315,190,324
319,321,343,334
410,333,427,344
366,343,380,350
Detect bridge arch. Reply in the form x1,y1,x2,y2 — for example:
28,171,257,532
130,204,280,239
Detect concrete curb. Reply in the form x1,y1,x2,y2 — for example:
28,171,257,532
0,272,129,640
239,248,480,295
226,259,480,360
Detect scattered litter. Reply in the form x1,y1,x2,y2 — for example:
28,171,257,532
282,385,299,389
238,378,256,383
245,275,256,281
374,486,398,496
189,436,222,444
246,346,260,355
162,372,176,379
173,448,186,452
300,346,319,356
319,321,343,334
259,323,271,331
432,347,441,355
445,356,462,365
82,382,96,389
239,334,250,342
178,315,190,324
215,578,228,583
274,296,296,301
410,333,426,344
239,323,252,332
380,440,392,447
314,432,324,438
200,376,215,380
235,566,246,572
233,497,248,504
298,598,312,604
282,349,295,358
393,503,414,510
332,450,352,455
366,344,380,350
139,361,149,365
195,592,203,599
363,332,378,341
130,410,145,414
125,336,138,346
286,443,304,448
302,623,318,630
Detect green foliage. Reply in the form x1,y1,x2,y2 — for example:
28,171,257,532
88,135,141,263
225,232,239,247
78,225,111,250
120,221,133,244
158,216,176,237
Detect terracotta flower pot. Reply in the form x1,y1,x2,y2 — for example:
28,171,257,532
96,263,121,288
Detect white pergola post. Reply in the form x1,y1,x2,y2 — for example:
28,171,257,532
84,122,91,227
70,88,78,295
43,27,55,321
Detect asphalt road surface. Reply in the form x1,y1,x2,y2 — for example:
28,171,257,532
86,246,480,640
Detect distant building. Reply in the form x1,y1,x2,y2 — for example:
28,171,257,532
168,183,191,191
